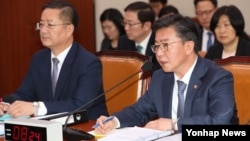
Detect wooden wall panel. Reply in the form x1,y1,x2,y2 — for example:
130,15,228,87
0,0,95,97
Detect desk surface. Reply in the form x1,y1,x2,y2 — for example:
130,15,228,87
0,121,181,141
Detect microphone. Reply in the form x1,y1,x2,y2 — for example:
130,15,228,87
63,61,153,140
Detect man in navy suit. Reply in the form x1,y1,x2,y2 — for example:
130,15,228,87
0,1,108,119
118,1,160,72
194,0,217,52
94,14,238,134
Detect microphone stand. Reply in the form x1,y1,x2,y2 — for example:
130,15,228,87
63,61,153,140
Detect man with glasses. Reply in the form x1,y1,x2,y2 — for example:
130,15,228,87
94,14,238,134
194,0,217,52
0,1,108,119
118,1,160,72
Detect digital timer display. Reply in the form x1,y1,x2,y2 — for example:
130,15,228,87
4,118,62,141
5,124,47,141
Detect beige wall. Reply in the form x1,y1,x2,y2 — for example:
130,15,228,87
95,0,250,51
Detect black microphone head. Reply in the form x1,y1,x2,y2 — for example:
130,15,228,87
3,95,16,104
140,61,153,72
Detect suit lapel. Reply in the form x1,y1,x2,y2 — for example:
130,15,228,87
39,51,54,100
53,42,77,99
184,57,205,117
161,73,174,117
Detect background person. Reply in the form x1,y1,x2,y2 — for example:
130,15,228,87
118,1,160,72
100,8,125,50
205,5,250,60
194,0,217,52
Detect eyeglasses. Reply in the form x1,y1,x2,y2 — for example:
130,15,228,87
151,41,182,53
36,22,71,30
196,9,214,16
121,21,142,28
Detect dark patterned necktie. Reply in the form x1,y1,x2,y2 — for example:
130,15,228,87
177,80,187,118
207,32,213,50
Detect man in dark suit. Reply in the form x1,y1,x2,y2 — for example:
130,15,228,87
118,1,160,72
194,0,217,52
0,1,108,119
94,14,238,134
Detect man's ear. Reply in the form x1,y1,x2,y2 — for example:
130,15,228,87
185,41,195,55
142,21,152,31
67,24,74,35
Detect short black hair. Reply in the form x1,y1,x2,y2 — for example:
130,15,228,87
158,5,179,18
125,1,155,26
153,14,200,53
149,0,168,5
42,0,79,33
210,5,249,40
193,0,217,7
100,8,125,37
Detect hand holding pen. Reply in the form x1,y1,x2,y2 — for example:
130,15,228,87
93,115,117,134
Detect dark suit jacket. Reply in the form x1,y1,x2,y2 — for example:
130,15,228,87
197,26,218,51
205,37,250,60
12,42,108,119
114,56,238,131
117,34,161,72
100,38,118,51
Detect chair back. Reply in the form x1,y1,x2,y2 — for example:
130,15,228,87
215,56,250,124
95,50,152,115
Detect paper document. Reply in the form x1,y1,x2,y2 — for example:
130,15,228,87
90,126,174,141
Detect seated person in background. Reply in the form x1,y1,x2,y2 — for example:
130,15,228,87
149,0,168,19
205,5,250,60
194,0,218,52
0,0,108,119
158,5,179,18
100,8,125,50
118,1,160,72
94,14,238,134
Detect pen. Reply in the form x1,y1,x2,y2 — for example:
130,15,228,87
92,116,115,128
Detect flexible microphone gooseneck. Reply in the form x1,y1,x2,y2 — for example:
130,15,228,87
2,95,16,104
63,61,153,140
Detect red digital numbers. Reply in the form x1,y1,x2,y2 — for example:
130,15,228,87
12,125,41,141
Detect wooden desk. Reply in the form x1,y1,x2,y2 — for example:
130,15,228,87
0,120,97,141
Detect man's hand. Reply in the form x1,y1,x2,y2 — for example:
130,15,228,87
144,118,172,131
94,115,117,134
7,101,34,117
0,102,9,115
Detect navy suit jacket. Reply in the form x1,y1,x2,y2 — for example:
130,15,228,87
117,34,161,72
12,42,108,119
114,56,238,131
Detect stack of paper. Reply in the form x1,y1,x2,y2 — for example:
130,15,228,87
90,126,174,141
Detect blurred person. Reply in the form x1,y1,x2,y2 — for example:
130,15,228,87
194,0,217,52
205,5,250,60
149,0,168,19
0,0,108,119
158,5,179,18
94,14,238,134
100,8,125,50
118,1,160,72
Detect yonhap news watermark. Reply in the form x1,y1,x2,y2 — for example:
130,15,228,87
182,125,250,140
